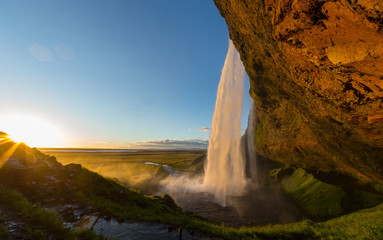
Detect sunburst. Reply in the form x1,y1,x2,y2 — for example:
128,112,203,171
0,114,63,147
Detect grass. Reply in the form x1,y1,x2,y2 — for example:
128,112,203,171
39,149,205,192
170,202,383,240
69,167,190,223
316,203,383,239
123,202,383,240
0,216,8,239
235,203,383,239
269,167,383,219
66,166,383,240
0,187,108,240
42,150,205,172
1,146,212,237
0,187,75,239
3,146,382,239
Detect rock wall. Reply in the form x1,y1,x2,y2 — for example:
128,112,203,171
214,0,383,183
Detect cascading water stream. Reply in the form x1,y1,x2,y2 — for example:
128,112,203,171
159,40,302,226
160,39,250,207
203,39,247,206
246,100,257,181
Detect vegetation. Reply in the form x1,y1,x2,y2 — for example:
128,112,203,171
2,143,383,239
45,150,205,172
1,180,383,240
70,167,183,220
0,187,108,240
269,167,383,219
0,216,8,239
40,150,205,193
62,164,383,240
210,203,383,239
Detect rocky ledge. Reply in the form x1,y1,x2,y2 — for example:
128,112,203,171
214,0,383,183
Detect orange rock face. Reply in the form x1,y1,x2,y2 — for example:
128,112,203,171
214,0,383,183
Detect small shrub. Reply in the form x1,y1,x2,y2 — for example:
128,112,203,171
0,225,8,239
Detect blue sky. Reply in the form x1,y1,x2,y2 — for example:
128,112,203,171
0,1,250,148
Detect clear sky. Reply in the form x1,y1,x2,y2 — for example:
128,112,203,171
0,1,250,149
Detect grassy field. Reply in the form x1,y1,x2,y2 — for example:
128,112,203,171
39,149,206,193
40,150,205,168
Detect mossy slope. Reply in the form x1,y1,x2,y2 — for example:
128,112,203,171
0,188,107,240
270,167,383,219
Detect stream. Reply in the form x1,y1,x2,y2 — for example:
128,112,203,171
76,216,217,240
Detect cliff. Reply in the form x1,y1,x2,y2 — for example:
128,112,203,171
214,0,383,183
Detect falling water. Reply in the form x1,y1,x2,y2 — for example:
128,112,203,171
203,39,247,206
246,100,257,180
159,41,302,225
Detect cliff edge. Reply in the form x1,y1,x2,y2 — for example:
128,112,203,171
214,0,383,183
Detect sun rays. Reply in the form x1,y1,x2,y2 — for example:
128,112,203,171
0,115,63,147
0,133,21,170
0,114,63,170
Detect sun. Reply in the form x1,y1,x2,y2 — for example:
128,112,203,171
0,114,63,147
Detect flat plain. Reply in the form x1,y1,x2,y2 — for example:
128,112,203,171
39,149,206,193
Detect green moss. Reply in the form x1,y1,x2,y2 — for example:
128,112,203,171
23,226,45,240
76,229,109,240
272,167,383,219
315,203,383,239
373,183,383,194
0,187,108,239
281,168,346,217
348,190,383,208
0,188,75,238
268,168,282,178
0,223,8,239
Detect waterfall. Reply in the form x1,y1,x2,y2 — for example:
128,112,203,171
246,101,257,181
203,39,247,206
